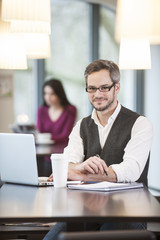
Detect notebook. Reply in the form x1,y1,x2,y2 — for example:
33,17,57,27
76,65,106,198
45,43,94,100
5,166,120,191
0,133,53,186
68,181,144,192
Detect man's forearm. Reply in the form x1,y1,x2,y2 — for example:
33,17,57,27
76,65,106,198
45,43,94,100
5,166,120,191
68,163,117,183
83,166,117,183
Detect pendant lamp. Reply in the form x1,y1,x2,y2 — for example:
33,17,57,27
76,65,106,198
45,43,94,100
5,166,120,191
119,38,151,70
1,0,51,34
115,0,160,44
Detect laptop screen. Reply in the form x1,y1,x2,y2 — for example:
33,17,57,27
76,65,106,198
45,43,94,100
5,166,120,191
0,133,39,186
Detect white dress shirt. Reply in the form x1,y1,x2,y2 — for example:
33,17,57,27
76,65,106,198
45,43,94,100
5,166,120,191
64,103,153,183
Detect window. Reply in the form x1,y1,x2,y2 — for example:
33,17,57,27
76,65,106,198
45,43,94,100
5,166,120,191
45,0,90,120
99,5,135,110
14,60,35,124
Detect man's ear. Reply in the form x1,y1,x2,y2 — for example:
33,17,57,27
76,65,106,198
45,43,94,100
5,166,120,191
115,82,120,93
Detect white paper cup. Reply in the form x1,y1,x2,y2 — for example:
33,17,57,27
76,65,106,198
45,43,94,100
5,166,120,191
51,154,68,188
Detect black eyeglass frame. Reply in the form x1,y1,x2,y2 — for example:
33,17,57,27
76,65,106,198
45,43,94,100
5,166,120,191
85,83,115,93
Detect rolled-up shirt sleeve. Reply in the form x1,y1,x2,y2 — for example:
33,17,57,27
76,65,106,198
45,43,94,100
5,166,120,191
111,116,153,183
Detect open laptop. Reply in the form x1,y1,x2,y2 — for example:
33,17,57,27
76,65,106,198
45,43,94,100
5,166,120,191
0,133,53,186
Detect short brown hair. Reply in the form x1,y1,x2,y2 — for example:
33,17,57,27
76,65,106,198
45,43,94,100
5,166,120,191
84,59,120,84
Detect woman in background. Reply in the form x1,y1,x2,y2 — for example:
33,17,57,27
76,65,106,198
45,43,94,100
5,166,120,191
36,78,77,144
36,79,77,176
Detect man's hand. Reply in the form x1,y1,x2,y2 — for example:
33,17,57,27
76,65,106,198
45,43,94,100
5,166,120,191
68,162,117,183
75,156,108,175
48,168,86,182
47,174,53,182
68,167,86,181
48,158,117,183
84,166,117,183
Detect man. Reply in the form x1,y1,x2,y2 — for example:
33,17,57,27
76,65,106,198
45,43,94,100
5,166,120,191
45,59,153,239
62,59,153,186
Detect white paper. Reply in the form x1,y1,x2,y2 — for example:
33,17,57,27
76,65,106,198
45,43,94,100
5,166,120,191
67,181,144,192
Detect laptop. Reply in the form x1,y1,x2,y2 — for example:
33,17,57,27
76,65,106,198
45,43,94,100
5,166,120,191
0,133,53,186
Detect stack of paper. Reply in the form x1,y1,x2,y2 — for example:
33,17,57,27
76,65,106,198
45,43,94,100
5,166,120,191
67,181,143,192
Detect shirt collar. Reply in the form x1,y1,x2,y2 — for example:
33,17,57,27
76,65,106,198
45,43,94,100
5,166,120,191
91,102,121,127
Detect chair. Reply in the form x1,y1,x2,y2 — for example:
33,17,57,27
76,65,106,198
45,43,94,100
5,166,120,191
147,195,160,240
57,230,156,240
0,224,54,240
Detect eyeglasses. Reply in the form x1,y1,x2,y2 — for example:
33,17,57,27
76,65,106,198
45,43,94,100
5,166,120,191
86,83,115,93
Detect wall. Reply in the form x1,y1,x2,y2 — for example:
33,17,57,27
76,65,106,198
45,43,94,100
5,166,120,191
0,70,14,133
144,45,160,191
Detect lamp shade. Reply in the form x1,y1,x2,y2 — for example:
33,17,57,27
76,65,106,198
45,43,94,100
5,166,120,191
1,0,51,34
2,0,51,22
0,14,27,70
24,33,51,59
0,32,27,69
115,0,160,44
10,20,51,34
119,38,151,70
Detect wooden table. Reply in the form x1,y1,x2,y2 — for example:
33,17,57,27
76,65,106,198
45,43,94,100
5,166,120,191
0,183,160,224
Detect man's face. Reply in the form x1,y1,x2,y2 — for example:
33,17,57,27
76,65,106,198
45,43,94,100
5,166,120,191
87,69,120,112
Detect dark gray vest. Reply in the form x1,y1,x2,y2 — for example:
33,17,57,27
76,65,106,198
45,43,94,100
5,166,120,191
80,106,149,186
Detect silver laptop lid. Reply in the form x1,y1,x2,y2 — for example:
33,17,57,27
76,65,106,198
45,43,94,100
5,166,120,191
0,133,39,186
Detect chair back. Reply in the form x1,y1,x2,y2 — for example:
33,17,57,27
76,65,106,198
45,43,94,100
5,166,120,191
57,230,156,240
